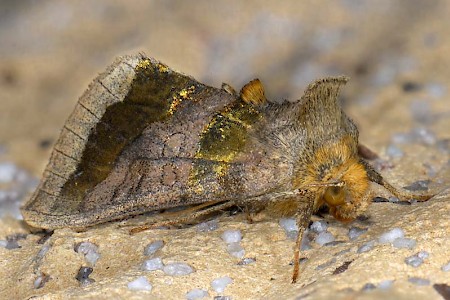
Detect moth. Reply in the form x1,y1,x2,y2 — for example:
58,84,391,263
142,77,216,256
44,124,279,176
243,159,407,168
22,54,432,283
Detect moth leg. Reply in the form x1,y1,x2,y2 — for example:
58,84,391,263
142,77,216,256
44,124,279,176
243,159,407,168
244,205,254,224
380,179,432,202
221,83,237,97
361,159,433,202
128,200,235,234
235,191,315,282
357,144,379,160
292,198,315,283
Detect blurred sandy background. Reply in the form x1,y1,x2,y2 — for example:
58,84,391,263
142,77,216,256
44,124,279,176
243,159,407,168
0,1,449,299
1,0,449,175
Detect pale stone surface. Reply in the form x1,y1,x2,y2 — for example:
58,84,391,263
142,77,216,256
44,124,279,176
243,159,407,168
1,1,450,300
0,185,449,299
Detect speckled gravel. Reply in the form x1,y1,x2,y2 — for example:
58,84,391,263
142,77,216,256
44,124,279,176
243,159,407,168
163,262,194,276
196,220,219,232
127,276,152,291
141,257,164,271
357,240,376,253
186,288,209,299
221,230,242,244
408,277,430,286
405,251,429,267
392,237,416,249
348,227,367,240
211,276,233,293
143,240,164,256
75,242,100,266
310,220,328,233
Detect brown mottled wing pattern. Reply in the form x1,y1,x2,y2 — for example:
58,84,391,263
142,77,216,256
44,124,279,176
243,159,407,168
21,54,236,229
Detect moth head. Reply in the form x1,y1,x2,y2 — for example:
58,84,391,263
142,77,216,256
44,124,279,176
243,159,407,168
321,160,371,223
298,135,372,222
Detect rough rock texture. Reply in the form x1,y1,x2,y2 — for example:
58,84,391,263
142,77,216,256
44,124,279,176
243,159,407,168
1,1,449,299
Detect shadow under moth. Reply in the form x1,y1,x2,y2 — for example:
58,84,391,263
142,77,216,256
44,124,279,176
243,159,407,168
22,54,432,283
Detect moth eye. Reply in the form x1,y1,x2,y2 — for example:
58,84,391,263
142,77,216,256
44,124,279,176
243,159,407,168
324,186,346,206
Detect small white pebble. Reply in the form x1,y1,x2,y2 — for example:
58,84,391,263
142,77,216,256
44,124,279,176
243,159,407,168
348,227,367,240
357,240,376,253
388,197,400,203
34,272,50,289
76,267,94,286
75,242,100,265
392,237,416,249
186,288,209,300
405,253,426,267
412,127,436,145
75,242,98,255
386,144,404,158
279,218,298,232
36,244,51,259
426,82,446,98
211,276,233,293
315,232,335,246
226,242,245,259
410,101,431,123
221,230,242,244
33,274,45,289
127,276,152,291
301,233,311,250
408,277,430,286
144,240,164,256
441,261,450,272
197,220,219,232
378,279,394,289
286,230,298,241
141,257,164,271
85,251,100,265
417,251,429,259
163,262,194,276
379,228,404,244
237,257,256,265
392,133,413,144
315,258,336,270
0,162,17,183
310,220,328,233
362,283,376,291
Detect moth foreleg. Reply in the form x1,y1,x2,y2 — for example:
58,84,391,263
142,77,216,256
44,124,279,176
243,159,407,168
292,197,315,283
237,191,315,282
127,200,236,234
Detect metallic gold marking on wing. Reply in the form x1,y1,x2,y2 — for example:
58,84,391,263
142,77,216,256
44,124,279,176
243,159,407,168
157,62,169,73
168,85,196,115
195,101,261,162
190,80,266,190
